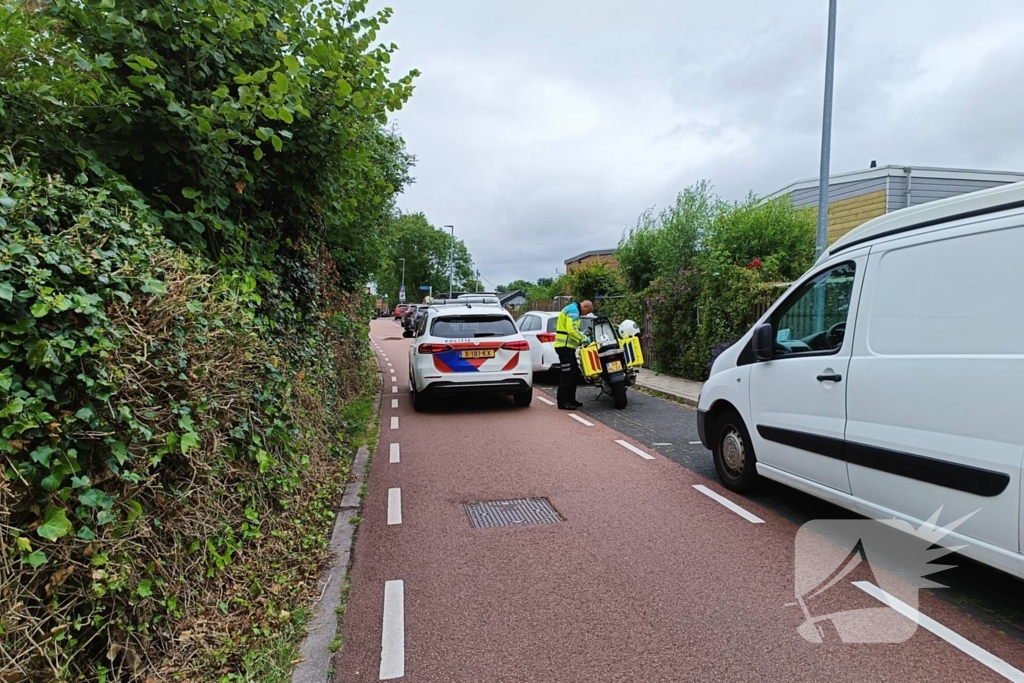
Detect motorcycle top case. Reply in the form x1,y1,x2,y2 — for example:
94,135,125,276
579,343,604,379
619,336,644,368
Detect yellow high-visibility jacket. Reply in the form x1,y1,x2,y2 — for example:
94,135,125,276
554,302,587,349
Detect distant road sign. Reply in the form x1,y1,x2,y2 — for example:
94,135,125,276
399,285,406,303
419,285,431,291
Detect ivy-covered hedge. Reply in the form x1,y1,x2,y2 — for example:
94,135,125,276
0,163,374,681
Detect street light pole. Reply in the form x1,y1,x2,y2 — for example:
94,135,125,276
398,257,406,304
443,225,454,298
816,0,838,259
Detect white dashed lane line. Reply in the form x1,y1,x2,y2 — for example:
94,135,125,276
536,396,555,406
389,443,400,463
379,580,405,680
392,386,398,394
391,376,397,383
391,398,398,408
853,581,1024,682
390,369,395,374
390,416,399,430
387,488,402,525
615,439,655,460
692,484,765,524
568,414,594,427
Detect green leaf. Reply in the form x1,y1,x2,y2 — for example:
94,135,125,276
31,302,50,318
27,340,53,369
77,526,96,541
96,510,116,526
37,506,73,541
26,551,47,568
271,135,283,153
182,187,201,199
137,580,153,598
336,79,352,97
253,147,264,161
180,431,200,454
0,282,13,301
134,55,157,69
283,55,300,75
278,108,294,124
30,445,54,467
75,406,94,420
141,279,167,295
79,489,110,508
16,537,31,552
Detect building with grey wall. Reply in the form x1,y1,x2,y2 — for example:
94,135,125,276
767,165,1024,244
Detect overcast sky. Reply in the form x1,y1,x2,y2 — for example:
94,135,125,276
371,0,1024,286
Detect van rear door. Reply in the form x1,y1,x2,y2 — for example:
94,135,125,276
748,251,868,493
845,219,1024,552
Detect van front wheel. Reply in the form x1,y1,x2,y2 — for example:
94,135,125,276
712,410,761,493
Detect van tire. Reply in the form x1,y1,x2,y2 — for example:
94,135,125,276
712,410,761,493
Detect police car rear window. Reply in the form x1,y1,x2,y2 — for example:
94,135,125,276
432,315,517,338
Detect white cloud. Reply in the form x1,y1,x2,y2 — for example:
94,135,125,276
374,0,1024,283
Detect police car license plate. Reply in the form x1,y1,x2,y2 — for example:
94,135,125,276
461,349,495,359
606,360,623,372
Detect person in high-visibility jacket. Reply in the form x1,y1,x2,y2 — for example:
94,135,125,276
553,299,594,409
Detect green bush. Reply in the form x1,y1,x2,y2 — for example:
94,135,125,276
620,185,815,378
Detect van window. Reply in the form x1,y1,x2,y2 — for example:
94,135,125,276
771,262,856,356
868,226,1024,355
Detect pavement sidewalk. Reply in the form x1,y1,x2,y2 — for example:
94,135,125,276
633,369,702,406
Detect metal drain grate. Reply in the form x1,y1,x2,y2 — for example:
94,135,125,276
464,498,563,528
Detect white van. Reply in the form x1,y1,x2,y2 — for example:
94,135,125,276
696,181,1024,579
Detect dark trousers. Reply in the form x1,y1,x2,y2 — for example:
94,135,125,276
556,346,581,406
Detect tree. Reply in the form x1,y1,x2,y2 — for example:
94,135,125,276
376,213,477,302
565,262,622,304
617,180,720,290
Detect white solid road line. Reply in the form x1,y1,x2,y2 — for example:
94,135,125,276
389,442,400,463
536,396,555,406
853,581,1024,682
387,488,402,525
692,484,765,524
391,398,398,408
615,439,655,460
379,580,405,680
568,413,594,427
392,386,398,394
390,416,399,430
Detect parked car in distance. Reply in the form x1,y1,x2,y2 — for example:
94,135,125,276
408,297,533,410
697,180,1024,580
516,311,559,374
393,304,410,321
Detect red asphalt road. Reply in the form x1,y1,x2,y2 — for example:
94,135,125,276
334,320,1024,682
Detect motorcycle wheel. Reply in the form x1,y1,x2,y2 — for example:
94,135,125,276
611,380,628,409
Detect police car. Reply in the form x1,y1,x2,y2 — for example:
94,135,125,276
407,297,533,411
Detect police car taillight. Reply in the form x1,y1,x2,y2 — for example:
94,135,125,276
501,340,530,351
418,343,452,354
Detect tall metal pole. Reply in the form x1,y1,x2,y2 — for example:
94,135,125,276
816,0,838,259
400,258,406,288
443,225,454,298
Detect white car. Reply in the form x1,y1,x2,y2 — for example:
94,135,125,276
516,311,558,374
697,180,1024,580
517,311,597,374
408,297,533,410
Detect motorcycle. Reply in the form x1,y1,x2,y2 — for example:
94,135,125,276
576,317,644,409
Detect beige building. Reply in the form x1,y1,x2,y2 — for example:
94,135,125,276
767,164,1024,244
564,249,618,273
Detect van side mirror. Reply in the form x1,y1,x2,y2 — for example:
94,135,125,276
403,329,413,338
752,323,774,361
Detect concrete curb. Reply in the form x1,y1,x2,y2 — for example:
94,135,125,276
632,384,699,409
291,363,384,683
